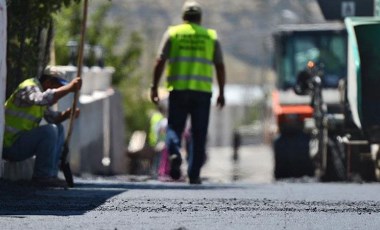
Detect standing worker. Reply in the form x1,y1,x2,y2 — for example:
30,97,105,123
150,0,226,184
2,66,82,187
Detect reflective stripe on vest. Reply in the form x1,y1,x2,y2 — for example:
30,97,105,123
169,57,213,65
3,78,46,147
167,23,216,93
4,125,21,134
5,108,41,123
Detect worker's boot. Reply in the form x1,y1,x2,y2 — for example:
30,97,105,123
169,154,182,180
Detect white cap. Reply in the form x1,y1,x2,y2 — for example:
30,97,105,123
43,66,68,85
182,1,202,16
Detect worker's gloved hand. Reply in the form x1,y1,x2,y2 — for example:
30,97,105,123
69,77,82,92
63,108,80,120
69,108,80,119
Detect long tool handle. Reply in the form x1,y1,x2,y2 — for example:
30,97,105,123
66,0,88,143
61,0,89,187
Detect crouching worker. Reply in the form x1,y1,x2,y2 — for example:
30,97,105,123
2,66,82,187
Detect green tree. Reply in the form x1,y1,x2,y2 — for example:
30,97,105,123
53,3,153,139
118,32,153,138
6,0,80,98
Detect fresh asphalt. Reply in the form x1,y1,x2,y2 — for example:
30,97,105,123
1,145,380,229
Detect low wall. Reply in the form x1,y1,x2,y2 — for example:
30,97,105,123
208,85,264,147
57,66,127,176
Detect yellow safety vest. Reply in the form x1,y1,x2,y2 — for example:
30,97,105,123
3,78,46,147
167,23,217,93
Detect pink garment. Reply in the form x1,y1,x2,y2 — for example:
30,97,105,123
158,146,170,178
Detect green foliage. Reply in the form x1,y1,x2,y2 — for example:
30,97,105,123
52,2,82,66
6,0,153,143
6,0,81,98
117,33,153,138
53,2,153,139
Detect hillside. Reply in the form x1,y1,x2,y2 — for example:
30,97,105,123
91,0,326,85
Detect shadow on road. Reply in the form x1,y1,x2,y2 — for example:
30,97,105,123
0,179,242,216
0,180,123,216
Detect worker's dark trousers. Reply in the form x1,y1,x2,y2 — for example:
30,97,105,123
167,90,211,180
2,124,65,178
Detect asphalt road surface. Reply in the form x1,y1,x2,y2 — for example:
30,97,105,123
1,144,380,230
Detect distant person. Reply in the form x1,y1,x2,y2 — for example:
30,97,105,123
148,101,168,179
150,0,226,184
2,66,82,187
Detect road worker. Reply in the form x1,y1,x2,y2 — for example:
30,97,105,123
2,66,81,187
150,0,226,184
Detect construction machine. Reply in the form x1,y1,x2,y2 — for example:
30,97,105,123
271,15,380,181
271,22,347,179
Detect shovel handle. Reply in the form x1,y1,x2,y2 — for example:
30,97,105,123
65,0,88,144
61,0,89,188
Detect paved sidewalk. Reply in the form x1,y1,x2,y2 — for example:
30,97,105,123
202,144,274,183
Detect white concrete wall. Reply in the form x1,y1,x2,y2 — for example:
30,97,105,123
0,0,7,177
56,66,127,175
208,84,264,147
